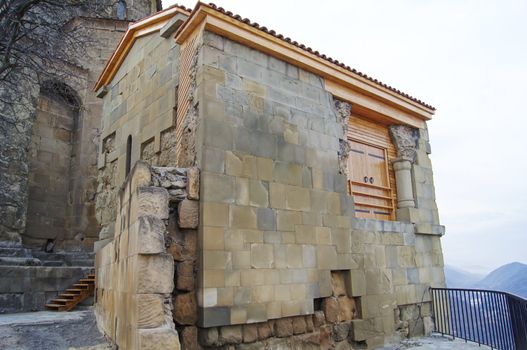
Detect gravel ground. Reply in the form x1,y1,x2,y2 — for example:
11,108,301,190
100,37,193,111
0,309,112,350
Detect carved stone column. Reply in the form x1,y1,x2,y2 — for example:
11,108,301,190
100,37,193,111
389,125,418,209
333,99,352,176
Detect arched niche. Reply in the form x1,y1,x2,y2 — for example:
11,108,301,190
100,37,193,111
24,80,81,250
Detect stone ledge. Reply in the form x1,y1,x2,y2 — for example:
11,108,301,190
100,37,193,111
352,218,414,233
414,223,445,236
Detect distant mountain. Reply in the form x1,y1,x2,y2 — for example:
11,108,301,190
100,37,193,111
444,265,484,288
473,262,527,298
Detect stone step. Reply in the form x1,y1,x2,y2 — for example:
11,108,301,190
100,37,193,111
31,251,95,267
31,252,65,261
0,247,33,258
0,256,42,266
66,259,94,267
41,260,65,267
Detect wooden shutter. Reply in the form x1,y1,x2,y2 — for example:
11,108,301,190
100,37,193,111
347,115,397,220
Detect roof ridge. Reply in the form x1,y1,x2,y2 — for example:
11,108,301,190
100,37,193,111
134,3,192,25
204,2,435,110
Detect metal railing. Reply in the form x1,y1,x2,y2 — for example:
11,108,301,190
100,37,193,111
430,287,527,350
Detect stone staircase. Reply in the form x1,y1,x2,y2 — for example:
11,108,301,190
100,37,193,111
45,272,95,311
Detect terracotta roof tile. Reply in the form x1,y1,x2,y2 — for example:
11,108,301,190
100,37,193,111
204,2,435,110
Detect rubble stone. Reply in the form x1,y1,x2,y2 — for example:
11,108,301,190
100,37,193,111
173,293,198,325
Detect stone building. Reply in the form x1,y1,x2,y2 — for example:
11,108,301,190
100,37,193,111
92,3,446,349
0,1,165,312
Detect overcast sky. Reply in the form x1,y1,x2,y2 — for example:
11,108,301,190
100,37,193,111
164,0,527,275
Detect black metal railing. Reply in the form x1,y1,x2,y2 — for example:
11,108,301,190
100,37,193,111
430,287,527,350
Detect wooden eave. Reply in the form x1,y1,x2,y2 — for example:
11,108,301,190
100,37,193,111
94,6,190,91
175,4,435,128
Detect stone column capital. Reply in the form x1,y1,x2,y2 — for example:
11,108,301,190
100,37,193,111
389,125,418,163
333,99,352,120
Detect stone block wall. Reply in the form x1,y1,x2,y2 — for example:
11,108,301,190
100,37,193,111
196,30,355,329
96,30,182,241
3,18,131,251
95,162,181,349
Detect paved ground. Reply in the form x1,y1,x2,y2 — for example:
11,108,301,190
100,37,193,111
0,309,491,350
0,308,111,350
379,335,491,350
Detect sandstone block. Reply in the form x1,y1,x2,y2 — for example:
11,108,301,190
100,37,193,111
137,254,174,294
315,226,332,245
131,161,153,192
235,177,249,205
230,306,247,324
202,172,234,203
135,294,166,329
203,226,225,250
256,157,273,181
257,208,276,231
276,210,301,231
345,270,366,297
286,244,303,268
187,167,200,200
203,202,229,227
138,327,180,350
249,180,269,207
137,216,166,254
269,183,286,209
203,251,230,270
285,186,310,211
230,206,257,229
137,187,169,220
317,245,337,270
173,292,198,325
178,199,199,229
219,325,243,345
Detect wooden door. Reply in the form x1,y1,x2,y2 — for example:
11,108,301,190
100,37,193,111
348,140,394,220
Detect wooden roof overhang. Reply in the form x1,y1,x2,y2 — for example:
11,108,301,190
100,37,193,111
94,6,191,92
175,3,435,128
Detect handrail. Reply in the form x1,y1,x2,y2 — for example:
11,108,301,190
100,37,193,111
430,287,527,350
